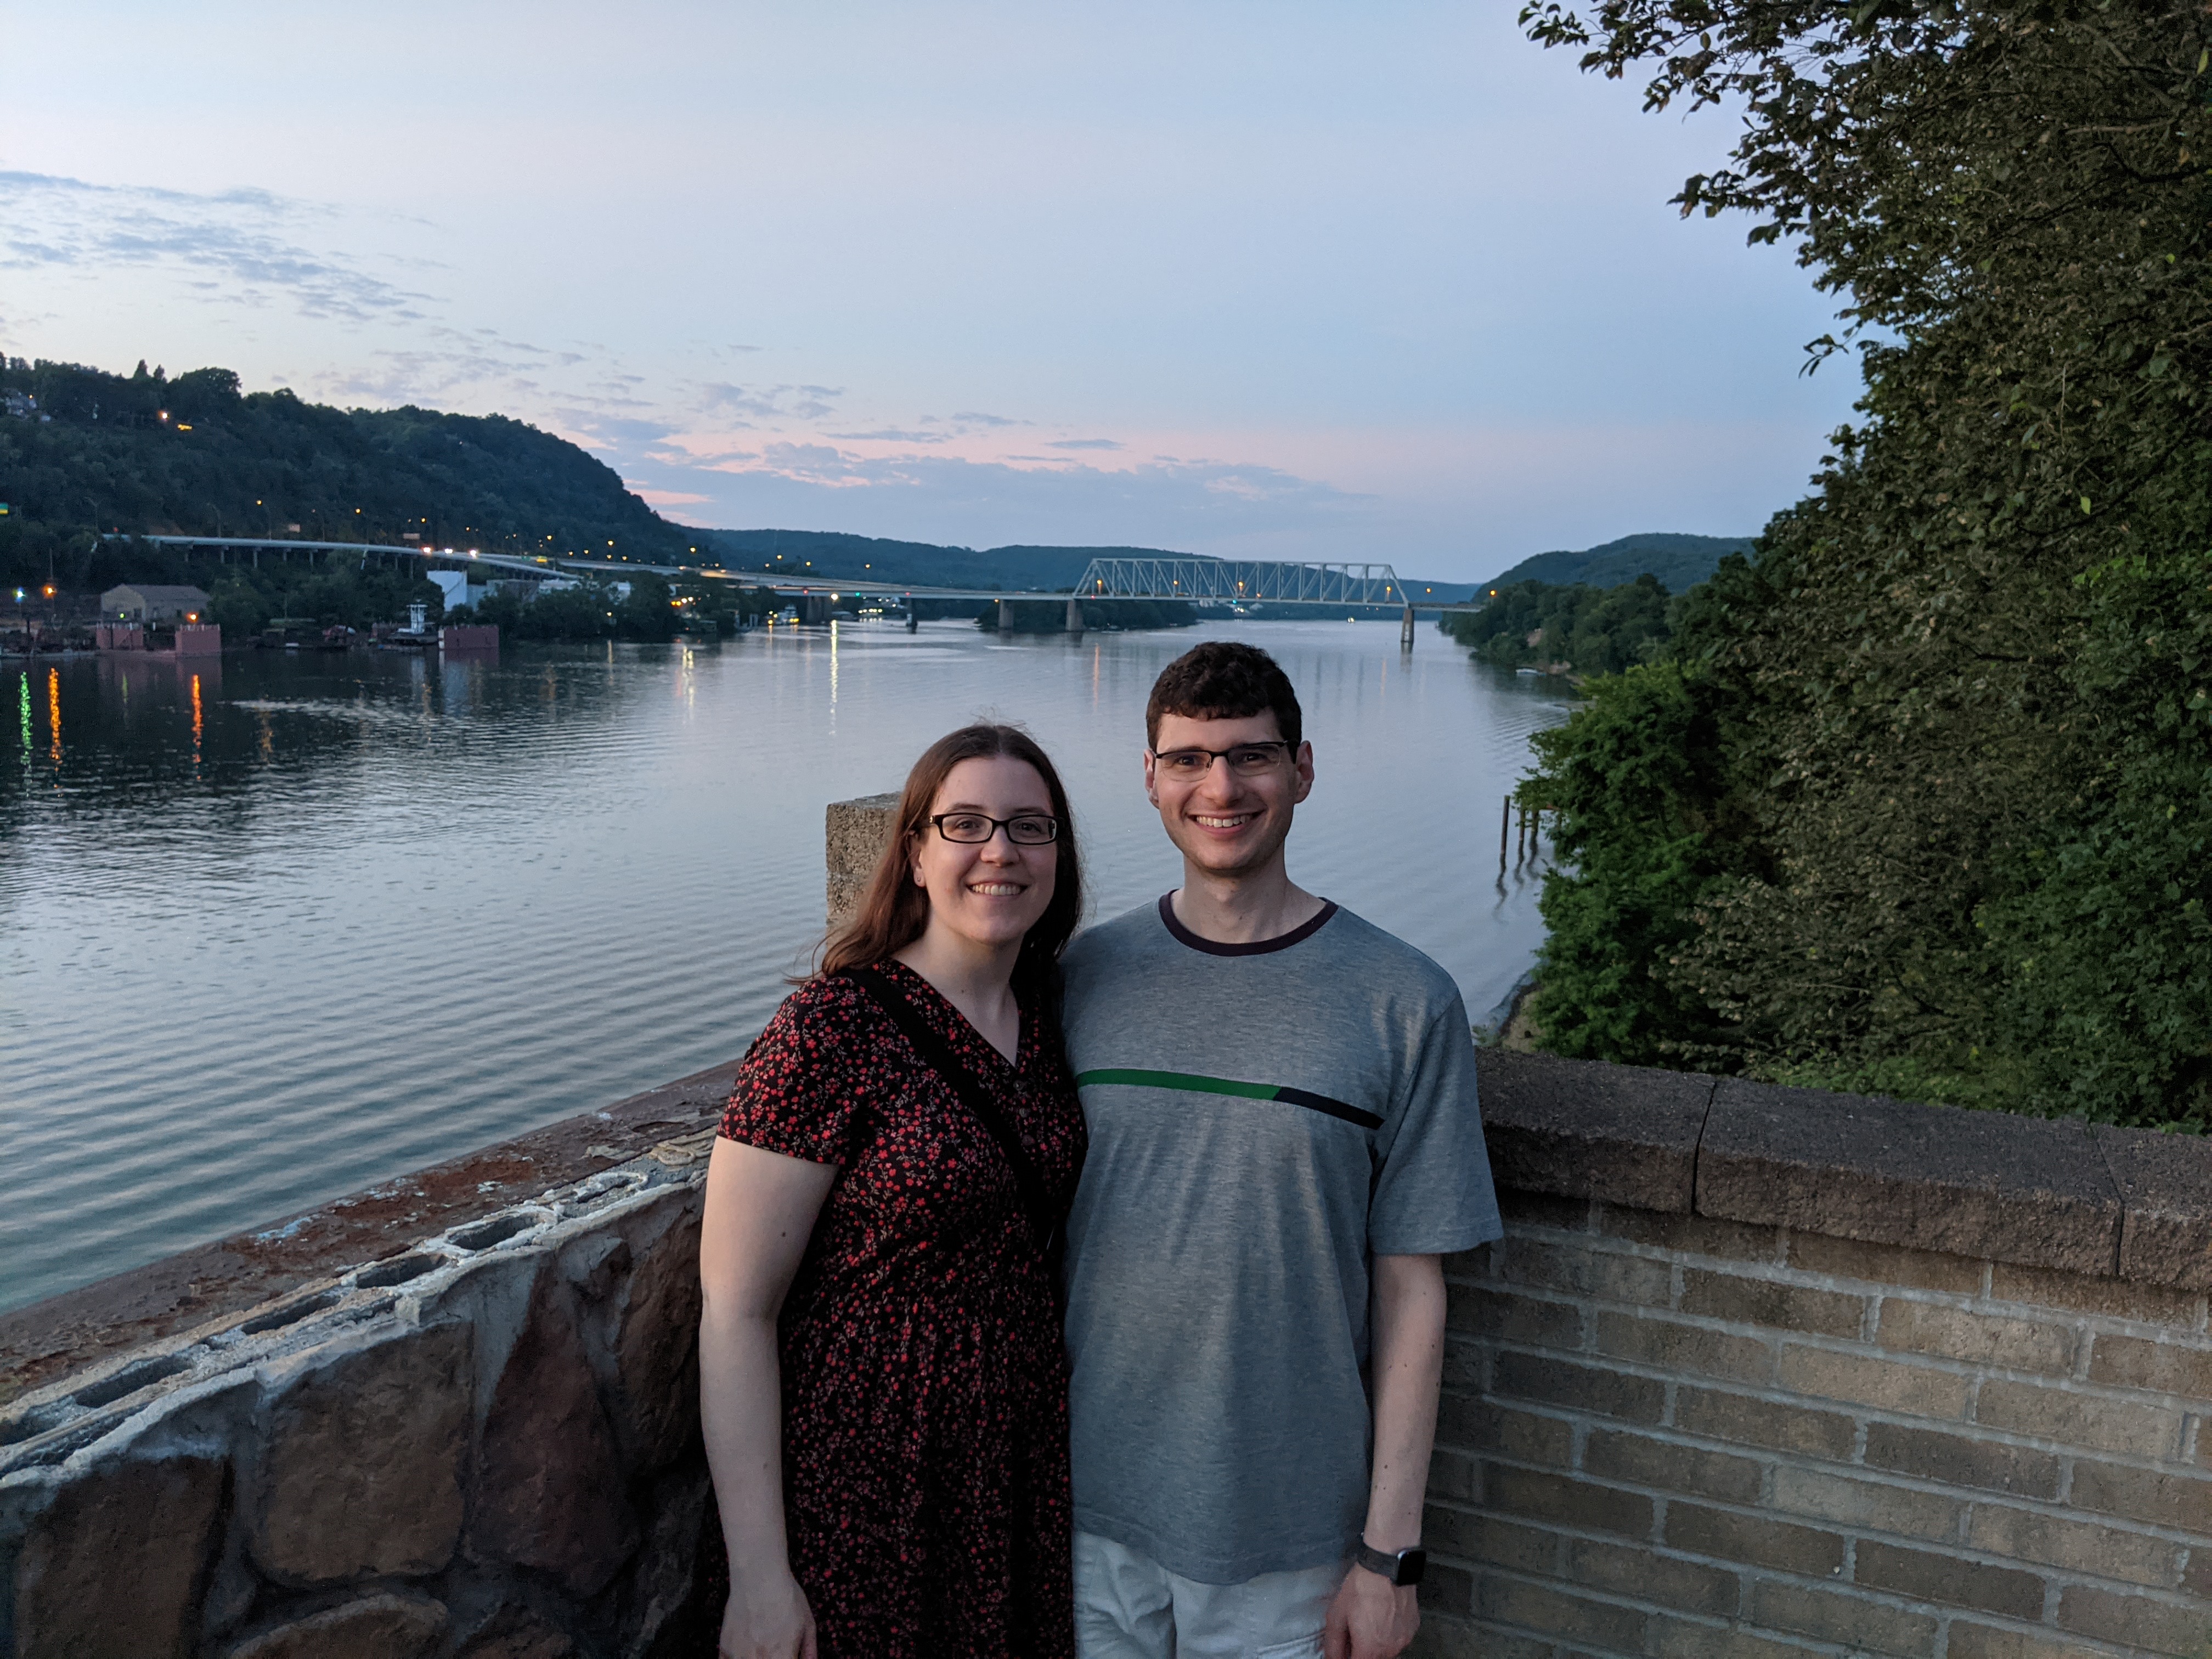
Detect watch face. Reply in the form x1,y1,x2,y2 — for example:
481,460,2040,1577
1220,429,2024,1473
1396,1547,1427,1587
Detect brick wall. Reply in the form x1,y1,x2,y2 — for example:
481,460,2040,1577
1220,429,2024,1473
1422,1052,2212,1659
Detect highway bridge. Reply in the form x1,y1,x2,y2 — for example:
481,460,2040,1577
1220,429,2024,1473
116,534,1484,644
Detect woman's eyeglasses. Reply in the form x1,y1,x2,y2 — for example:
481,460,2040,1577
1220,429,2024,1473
930,812,1061,845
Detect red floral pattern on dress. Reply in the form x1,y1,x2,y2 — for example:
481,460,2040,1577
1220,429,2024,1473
718,961,1085,1659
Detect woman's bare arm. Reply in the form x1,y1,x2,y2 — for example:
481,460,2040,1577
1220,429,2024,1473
699,1135,839,1659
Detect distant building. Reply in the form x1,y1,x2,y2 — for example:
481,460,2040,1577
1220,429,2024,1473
101,584,213,623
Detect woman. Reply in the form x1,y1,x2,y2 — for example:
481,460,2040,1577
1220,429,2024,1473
700,724,1087,1659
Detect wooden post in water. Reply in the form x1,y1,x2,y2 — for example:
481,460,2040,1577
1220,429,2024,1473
1499,795,1511,876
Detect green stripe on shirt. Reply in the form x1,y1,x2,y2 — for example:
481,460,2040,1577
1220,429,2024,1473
1075,1068,1383,1130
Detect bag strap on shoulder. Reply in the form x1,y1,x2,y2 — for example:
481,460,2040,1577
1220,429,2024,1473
834,965,1058,1256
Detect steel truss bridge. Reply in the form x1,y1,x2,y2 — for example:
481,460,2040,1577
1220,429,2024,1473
114,537,1481,646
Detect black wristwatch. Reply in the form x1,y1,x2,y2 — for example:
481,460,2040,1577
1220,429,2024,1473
1353,1541,1427,1587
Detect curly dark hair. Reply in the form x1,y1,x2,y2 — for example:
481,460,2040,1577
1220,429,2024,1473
1144,640,1302,750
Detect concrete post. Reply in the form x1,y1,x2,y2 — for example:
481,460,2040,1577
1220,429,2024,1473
1400,605,1416,650
826,793,900,921
905,605,918,633
1065,597,1085,637
998,598,1015,633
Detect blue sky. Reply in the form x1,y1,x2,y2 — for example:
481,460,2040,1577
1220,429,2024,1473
0,2,1861,580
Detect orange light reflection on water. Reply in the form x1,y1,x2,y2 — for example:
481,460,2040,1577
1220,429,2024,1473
191,673,204,768
47,667,60,764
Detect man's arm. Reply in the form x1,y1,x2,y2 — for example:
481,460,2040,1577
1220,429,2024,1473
1324,1252,1446,1659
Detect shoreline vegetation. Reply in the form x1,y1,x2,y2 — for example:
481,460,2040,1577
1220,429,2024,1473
1460,0,2212,1134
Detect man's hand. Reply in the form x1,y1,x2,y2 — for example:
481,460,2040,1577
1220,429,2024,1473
1323,1562,1419,1659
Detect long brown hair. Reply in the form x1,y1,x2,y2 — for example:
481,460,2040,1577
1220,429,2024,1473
817,724,1084,997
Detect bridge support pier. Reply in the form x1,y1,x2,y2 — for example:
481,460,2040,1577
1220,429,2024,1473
998,598,1015,632
1065,597,1085,637
906,605,918,633
1401,605,1416,651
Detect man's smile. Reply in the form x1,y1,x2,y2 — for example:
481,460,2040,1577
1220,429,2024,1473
1192,812,1256,831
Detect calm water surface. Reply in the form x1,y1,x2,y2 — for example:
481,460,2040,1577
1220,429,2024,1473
2,620,1569,1312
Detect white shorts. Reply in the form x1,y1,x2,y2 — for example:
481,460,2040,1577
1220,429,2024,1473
1073,1529,1349,1659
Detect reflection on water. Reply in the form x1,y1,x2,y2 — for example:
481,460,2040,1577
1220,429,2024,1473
1,622,1570,1312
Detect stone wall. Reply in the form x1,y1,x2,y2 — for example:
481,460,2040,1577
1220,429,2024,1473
1,1129,720,1659
5,794,2210,1656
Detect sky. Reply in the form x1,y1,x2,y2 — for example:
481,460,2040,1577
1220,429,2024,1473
0,2,1863,582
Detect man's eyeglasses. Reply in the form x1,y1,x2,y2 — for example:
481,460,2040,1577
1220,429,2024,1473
930,812,1061,845
1149,741,1294,779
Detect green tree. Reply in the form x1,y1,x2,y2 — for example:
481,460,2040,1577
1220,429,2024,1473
1512,0,2212,1124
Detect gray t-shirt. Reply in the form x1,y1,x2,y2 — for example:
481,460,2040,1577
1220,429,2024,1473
1059,895,1502,1584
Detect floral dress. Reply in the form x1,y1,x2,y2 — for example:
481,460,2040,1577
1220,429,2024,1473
718,961,1086,1659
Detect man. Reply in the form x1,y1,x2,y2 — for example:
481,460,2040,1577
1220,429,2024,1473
1059,640,1502,1659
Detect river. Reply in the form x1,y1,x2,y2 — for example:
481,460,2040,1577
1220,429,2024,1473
1,619,1569,1313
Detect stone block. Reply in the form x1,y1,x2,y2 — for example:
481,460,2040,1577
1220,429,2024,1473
14,1453,227,1659
1776,1343,1972,1418
1679,1267,1867,1339
1966,1503,2181,1587
222,1590,448,1659
249,1323,471,1585
1988,1261,2203,1326
1444,1283,1583,1350
1699,1080,2120,1276
1876,1299,2076,1375
1861,1421,2060,1499
1946,1622,2121,1659
1471,1048,1711,1212
1582,1428,1763,1504
1748,1580,1939,1656
1494,1237,1672,1307
1663,1502,1844,1576
1489,1352,1663,1423
2056,1583,2209,1656
1424,1505,1556,1573
1649,1617,1812,1659
1496,1188,1592,1231
613,1203,704,1471
1481,1463,1652,1537
1406,1609,1521,1658
2092,1122,2212,1290
1592,1311,1773,1384
1673,1386,1855,1459
470,1273,641,1595
825,793,899,920
622,1461,714,1656
1974,1380,2181,1460
1598,1206,1781,1264
1475,1572,1648,1652
454,1604,577,1658
1786,1233,1984,1295
1854,1539,2045,1620
1429,1446,1477,1501
1769,1465,1963,1542
1415,1563,1475,1621
2067,1459,2212,1537
2088,1332,2212,1399
1565,1537,1739,1616
1434,1395,1573,1465
1441,1333,1486,1391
